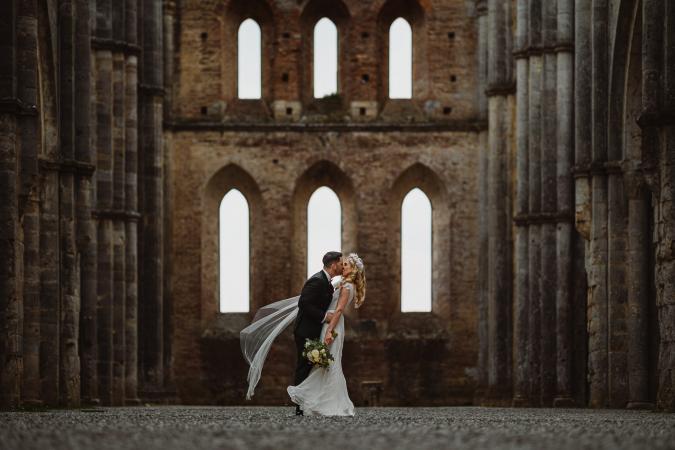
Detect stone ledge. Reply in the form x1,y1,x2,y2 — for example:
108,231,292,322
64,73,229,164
165,119,486,133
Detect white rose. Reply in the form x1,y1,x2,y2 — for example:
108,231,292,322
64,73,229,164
311,349,320,359
321,349,326,354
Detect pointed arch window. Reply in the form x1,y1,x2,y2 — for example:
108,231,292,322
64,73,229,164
307,186,342,278
219,189,250,312
238,18,262,99
401,188,432,312
389,17,412,99
313,18,338,98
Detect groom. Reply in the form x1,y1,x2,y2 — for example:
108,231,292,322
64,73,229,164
292,251,342,416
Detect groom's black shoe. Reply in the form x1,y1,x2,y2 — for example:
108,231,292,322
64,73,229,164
295,405,303,416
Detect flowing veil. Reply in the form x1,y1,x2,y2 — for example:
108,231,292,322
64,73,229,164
240,296,300,399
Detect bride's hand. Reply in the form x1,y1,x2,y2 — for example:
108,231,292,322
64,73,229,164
324,330,334,345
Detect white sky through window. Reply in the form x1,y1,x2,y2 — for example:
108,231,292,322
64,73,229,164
313,18,338,98
238,19,262,99
219,189,250,312
389,17,412,99
401,188,432,312
307,187,341,278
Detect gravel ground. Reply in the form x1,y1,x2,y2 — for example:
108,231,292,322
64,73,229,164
1,406,674,450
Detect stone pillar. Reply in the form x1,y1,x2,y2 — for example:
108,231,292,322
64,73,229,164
485,0,513,404
573,0,592,407
0,0,21,409
17,0,41,407
94,0,115,406
475,0,489,404
475,0,489,403
539,0,558,407
138,0,166,400
644,0,675,412
124,0,140,405
512,0,530,407
111,1,127,402
588,0,609,408
58,0,82,408
527,0,543,407
75,0,98,406
626,180,653,409
553,0,576,407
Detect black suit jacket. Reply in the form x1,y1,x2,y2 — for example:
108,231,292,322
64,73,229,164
293,271,334,339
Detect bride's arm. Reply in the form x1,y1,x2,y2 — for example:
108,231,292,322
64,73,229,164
324,286,350,344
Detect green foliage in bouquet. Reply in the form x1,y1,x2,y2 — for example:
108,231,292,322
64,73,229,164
302,337,336,368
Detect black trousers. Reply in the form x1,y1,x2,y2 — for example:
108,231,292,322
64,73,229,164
293,333,313,386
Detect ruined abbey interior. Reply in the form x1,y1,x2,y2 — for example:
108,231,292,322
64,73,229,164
0,0,673,412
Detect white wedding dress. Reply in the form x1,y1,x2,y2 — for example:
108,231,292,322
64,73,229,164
287,282,355,416
240,281,355,417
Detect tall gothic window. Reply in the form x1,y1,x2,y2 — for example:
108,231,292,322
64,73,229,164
307,186,341,278
238,18,262,99
219,189,250,312
401,188,432,312
313,18,338,98
389,17,412,99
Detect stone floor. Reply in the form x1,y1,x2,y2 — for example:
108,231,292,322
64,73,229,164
2,406,674,450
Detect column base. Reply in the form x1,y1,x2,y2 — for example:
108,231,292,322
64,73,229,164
626,401,654,410
125,397,142,406
512,395,530,407
21,399,44,407
80,397,101,406
553,396,576,407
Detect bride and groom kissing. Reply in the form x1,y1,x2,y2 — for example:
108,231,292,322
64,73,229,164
240,251,366,417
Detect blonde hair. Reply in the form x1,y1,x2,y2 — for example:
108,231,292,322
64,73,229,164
340,253,366,308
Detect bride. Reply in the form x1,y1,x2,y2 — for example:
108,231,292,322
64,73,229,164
240,253,366,417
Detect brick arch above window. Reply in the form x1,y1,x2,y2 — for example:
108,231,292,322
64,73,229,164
387,162,450,318
290,160,357,294
202,164,264,321
222,0,276,106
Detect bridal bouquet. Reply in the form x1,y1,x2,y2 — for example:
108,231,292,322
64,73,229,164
302,335,337,368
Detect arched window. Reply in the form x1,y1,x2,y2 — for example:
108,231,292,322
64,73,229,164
219,189,250,312
401,188,432,312
313,18,338,98
389,17,412,99
307,186,341,278
238,19,262,99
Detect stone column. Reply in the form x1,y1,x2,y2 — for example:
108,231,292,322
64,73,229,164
645,0,675,412
573,0,593,407
539,0,558,407
124,0,140,405
58,0,82,408
94,0,115,405
111,3,127,404
527,0,543,407
75,0,99,406
17,0,42,407
0,0,21,409
588,0,609,408
512,0,530,407
553,0,576,407
475,0,489,404
138,0,166,400
485,0,513,404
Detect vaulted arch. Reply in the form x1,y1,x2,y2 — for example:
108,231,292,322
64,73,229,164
203,164,264,318
377,0,427,103
300,0,351,106
291,160,356,293
388,163,450,318
223,0,276,104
